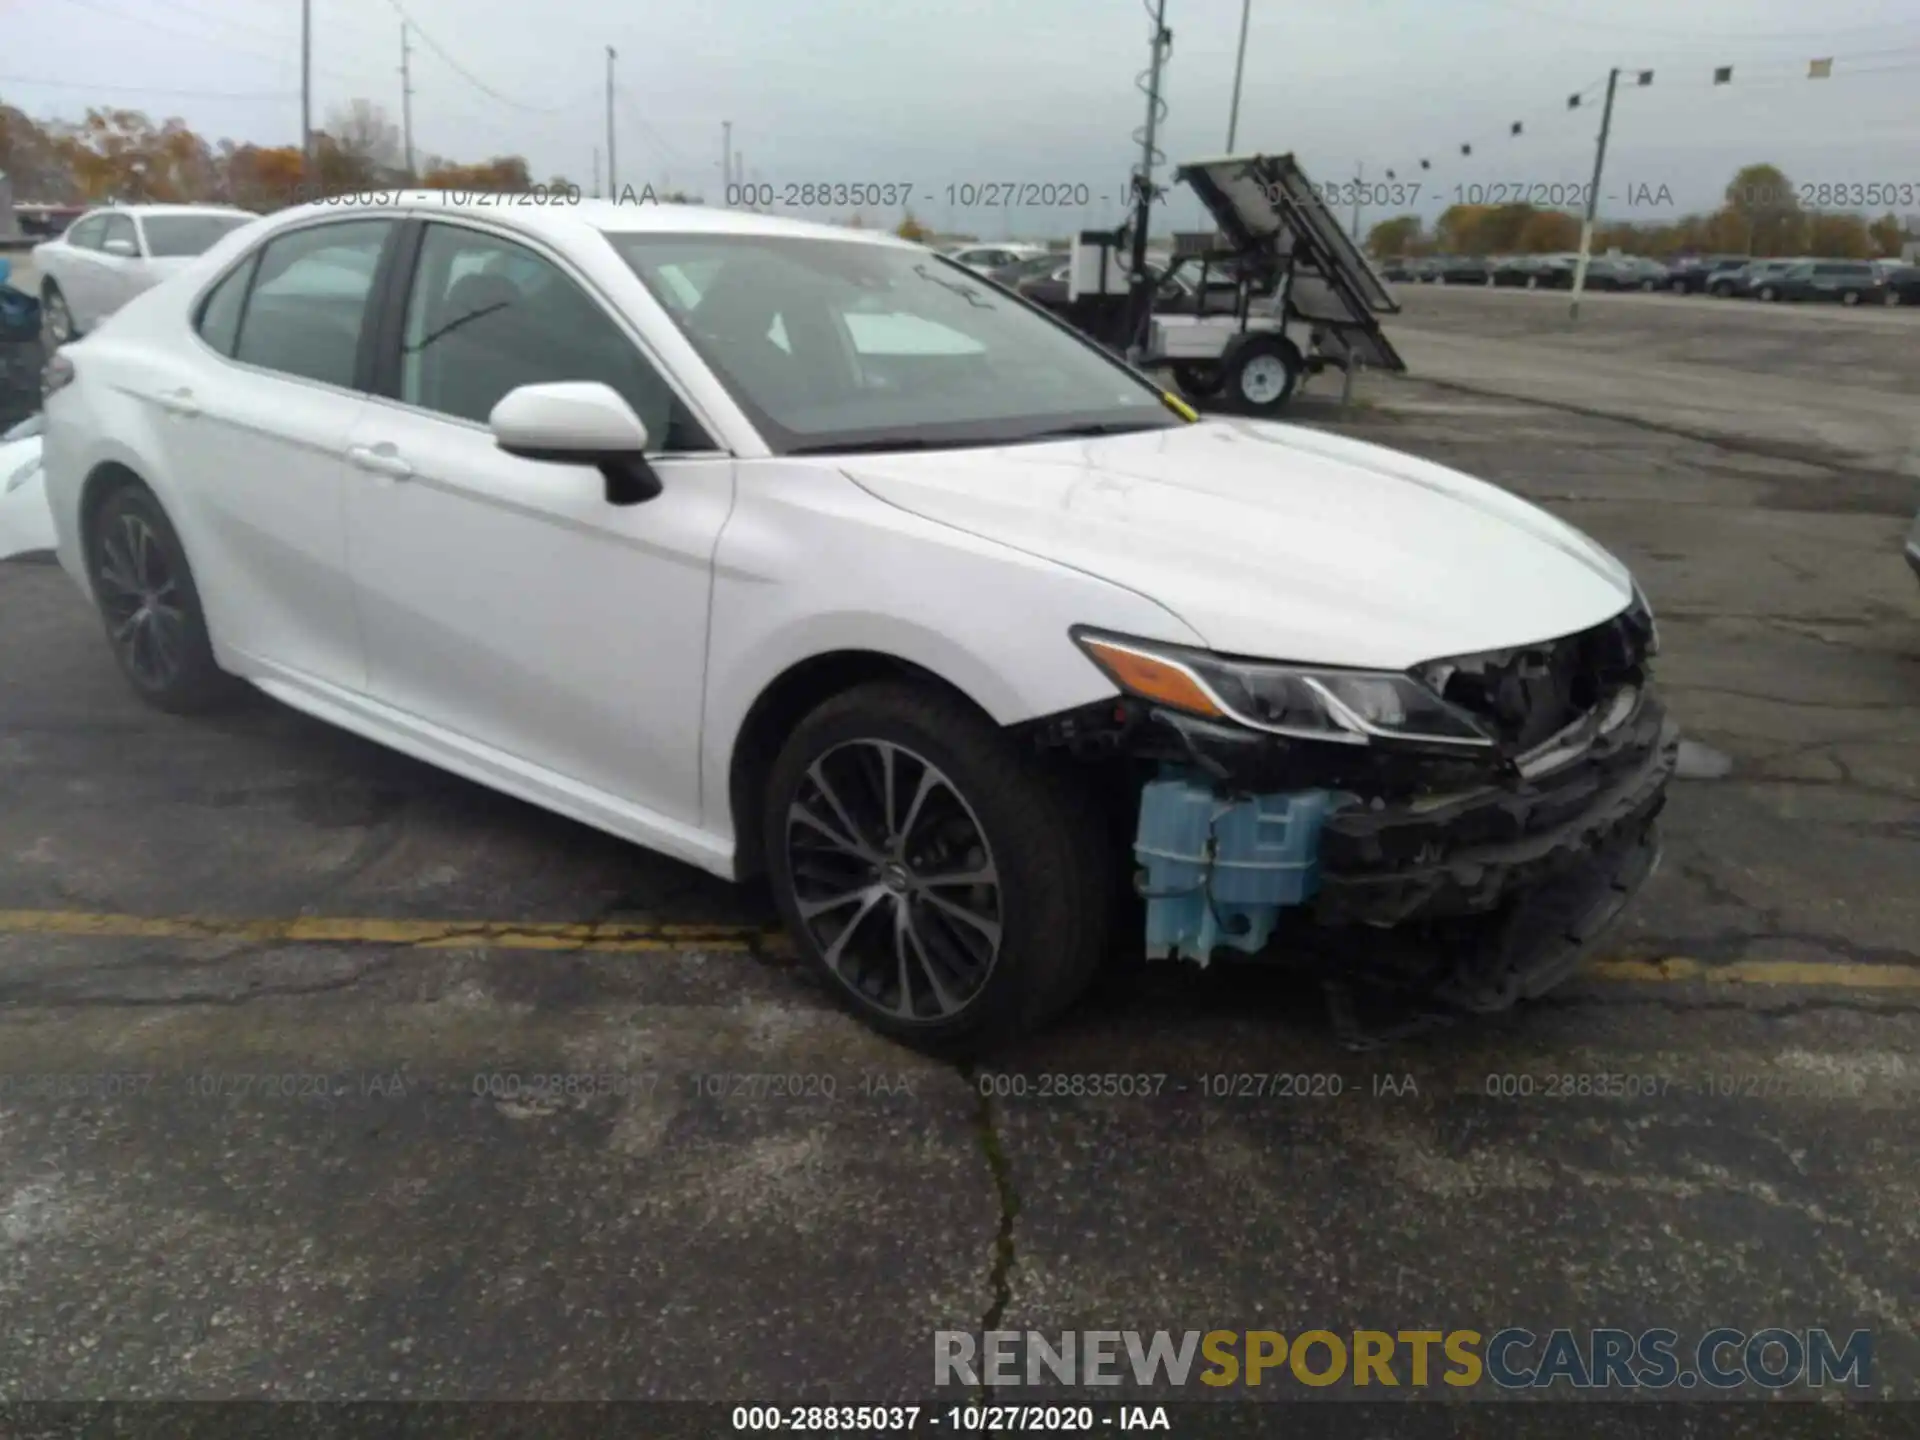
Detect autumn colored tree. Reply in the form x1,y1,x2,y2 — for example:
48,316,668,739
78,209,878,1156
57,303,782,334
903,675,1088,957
53,108,217,202
1364,214,1423,258
1724,163,1806,255
1515,208,1580,252
0,102,78,199
422,156,535,191
895,211,932,242
1868,213,1904,258
1806,212,1871,259
215,141,306,210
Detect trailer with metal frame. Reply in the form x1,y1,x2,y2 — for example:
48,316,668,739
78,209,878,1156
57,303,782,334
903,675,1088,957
1052,152,1405,417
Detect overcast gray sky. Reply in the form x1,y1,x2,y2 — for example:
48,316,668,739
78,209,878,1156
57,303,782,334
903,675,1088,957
6,0,1918,237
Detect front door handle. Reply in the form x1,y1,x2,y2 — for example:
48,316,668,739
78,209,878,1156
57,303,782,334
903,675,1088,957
157,387,200,418
347,444,415,480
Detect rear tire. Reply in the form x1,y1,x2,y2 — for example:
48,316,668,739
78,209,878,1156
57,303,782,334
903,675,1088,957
762,682,1116,1056
1840,290,1860,306
40,282,77,344
1220,335,1303,418
85,483,243,714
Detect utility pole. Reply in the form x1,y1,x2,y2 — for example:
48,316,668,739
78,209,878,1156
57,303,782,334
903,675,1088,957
399,22,415,182
1125,0,1172,363
592,146,601,199
1351,160,1363,238
300,0,313,186
605,46,617,198
1225,0,1251,151
1569,66,1620,322
721,120,732,199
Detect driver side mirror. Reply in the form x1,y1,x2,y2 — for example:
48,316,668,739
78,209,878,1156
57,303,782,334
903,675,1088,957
489,381,662,506
103,237,138,258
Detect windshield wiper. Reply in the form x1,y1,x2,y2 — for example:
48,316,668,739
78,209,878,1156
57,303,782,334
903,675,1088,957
1012,421,1171,442
787,436,985,456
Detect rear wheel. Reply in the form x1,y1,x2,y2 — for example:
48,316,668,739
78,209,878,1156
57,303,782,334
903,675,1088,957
1221,335,1303,417
1889,290,1905,307
763,682,1115,1055
85,484,242,714
41,282,77,343
1171,361,1224,398
1840,290,1861,306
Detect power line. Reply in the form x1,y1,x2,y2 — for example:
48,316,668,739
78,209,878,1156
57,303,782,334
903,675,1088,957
0,73,294,101
1470,1,1920,44
379,0,567,113
55,0,377,91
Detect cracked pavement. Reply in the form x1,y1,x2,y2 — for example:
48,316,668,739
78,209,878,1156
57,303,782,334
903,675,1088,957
1,292,1917,1403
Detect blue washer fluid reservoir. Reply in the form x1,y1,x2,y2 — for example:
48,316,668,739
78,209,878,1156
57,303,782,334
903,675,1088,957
1132,771,1336,965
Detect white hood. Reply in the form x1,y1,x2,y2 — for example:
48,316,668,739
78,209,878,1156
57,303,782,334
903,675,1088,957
840,418,1633,670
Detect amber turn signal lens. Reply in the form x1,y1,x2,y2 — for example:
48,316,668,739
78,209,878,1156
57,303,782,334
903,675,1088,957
1078,638,1226,718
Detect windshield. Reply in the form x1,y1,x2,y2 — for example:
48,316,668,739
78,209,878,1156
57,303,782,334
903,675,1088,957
611,233,1178,454
141,214,254,257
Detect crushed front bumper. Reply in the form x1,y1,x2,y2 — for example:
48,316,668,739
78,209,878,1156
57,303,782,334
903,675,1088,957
1046,684,1678,1012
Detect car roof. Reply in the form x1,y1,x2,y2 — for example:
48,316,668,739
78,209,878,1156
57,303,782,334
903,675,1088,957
83,204,250,218
261,192,922,251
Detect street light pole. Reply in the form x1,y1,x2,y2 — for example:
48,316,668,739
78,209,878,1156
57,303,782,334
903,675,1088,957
1225,0,1251,151
1569,66,1620,322
605,46,617,197
300,0,313,185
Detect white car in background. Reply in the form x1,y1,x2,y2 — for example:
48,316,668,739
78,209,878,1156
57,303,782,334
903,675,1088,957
34,194,1673,1054
0,414,53,555
944,241,1052,275
32,204,258,342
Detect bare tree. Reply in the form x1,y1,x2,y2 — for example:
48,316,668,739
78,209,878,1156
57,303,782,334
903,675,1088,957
322,99,404,187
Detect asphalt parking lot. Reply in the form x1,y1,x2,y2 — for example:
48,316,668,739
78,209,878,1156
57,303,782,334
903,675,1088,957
1,281,1918,1407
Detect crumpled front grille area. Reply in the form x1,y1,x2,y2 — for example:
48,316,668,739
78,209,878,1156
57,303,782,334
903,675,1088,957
1417,599,1654,751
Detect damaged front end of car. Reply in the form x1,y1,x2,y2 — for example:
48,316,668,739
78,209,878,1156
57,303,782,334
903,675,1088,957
1032,590,1676,1016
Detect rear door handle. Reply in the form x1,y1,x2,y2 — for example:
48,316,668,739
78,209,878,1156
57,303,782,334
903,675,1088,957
347,444,415,480
157,387,200,418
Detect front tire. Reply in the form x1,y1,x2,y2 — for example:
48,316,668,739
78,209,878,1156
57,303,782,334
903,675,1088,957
85,484,242,714
41,282,77,344
763,682,1115,1055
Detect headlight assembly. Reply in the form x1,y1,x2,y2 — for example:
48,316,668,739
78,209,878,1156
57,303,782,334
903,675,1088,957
1073,631,1495,749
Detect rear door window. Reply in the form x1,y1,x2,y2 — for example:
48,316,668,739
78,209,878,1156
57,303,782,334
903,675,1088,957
231,220,393,390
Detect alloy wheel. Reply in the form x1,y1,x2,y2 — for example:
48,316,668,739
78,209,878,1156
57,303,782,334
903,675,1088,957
784,739,1003,1022
94,512,186,691
43,291,73,344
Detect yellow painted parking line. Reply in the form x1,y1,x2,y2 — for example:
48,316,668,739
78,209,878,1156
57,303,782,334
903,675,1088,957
1585,956,1920,990
0,908,778,954
0,910,1914,987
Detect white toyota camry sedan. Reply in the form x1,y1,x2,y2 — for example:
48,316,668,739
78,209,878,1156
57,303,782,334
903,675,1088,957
37,193,1676,1053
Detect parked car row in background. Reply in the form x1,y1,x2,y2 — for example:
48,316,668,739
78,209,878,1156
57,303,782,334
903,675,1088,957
1380,251,1919,305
